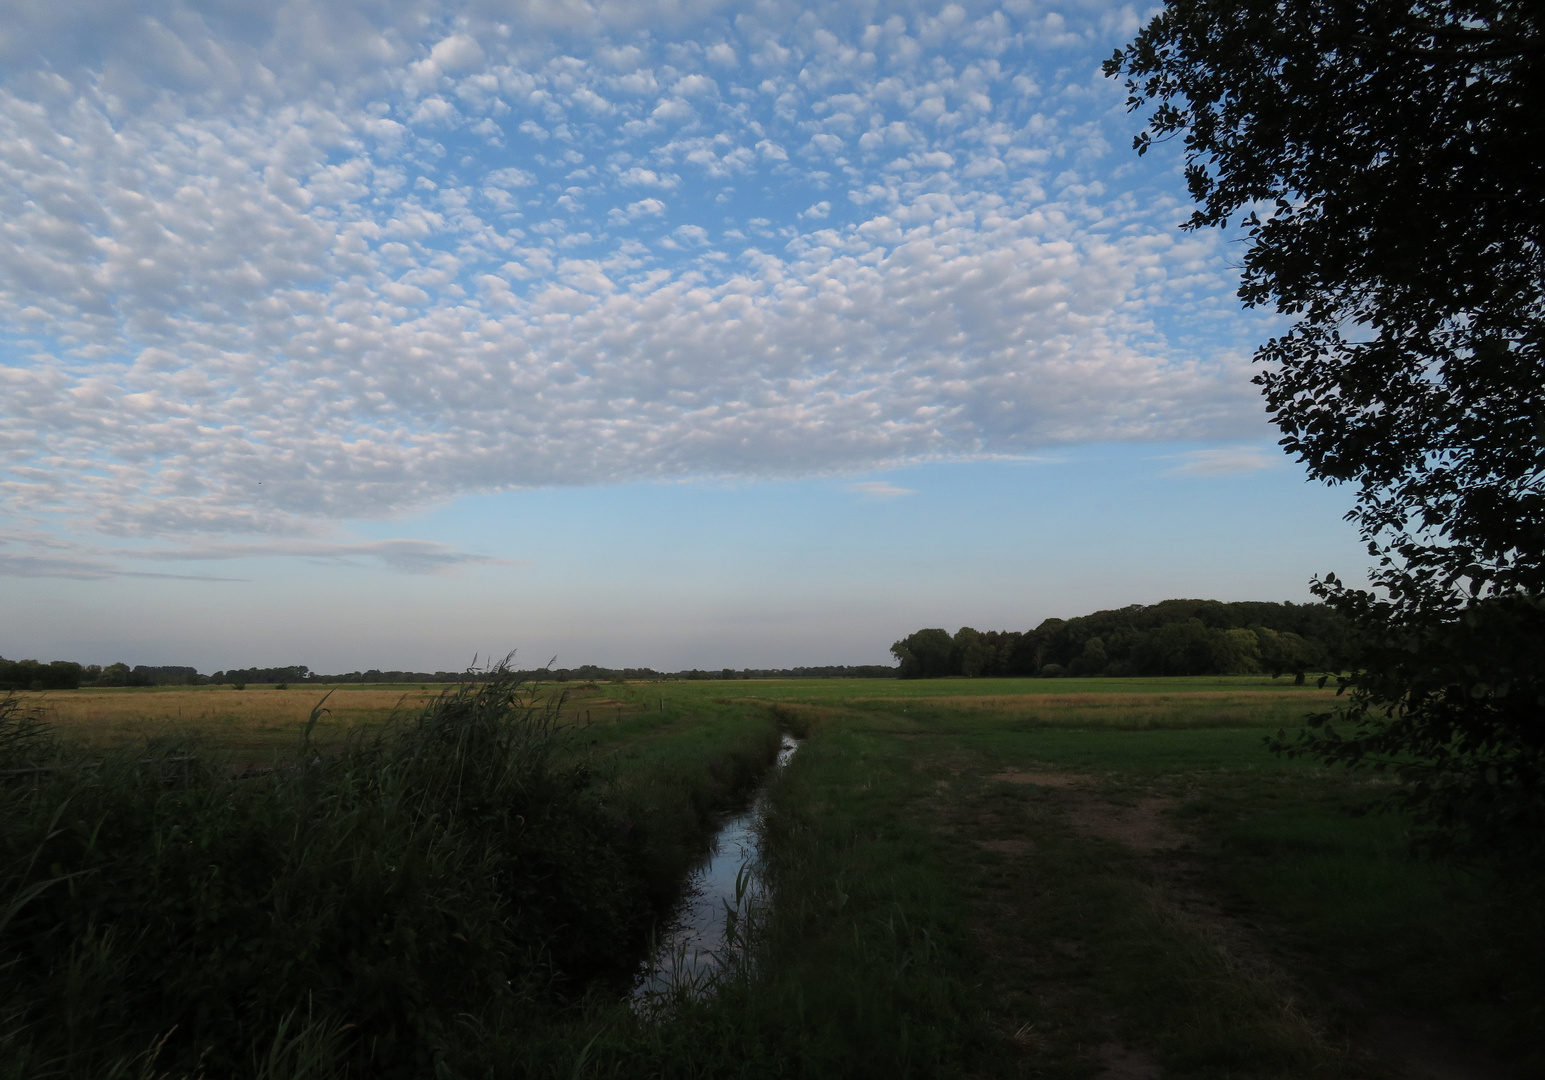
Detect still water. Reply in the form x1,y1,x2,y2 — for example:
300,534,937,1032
634,734,800,998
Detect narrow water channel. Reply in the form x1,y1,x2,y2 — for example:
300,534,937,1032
634,734,800,999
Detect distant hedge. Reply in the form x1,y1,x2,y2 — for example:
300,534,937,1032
891,599,1350,681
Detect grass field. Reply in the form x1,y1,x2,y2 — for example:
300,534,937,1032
8,674,1540,1079
12,681,665,758
705,676,1542,1079
13,684,443,754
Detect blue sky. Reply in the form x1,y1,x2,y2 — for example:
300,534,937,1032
0,0,1367,671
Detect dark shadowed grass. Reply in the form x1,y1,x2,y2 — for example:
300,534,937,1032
0,677,784,1079
1178,775,1545,1074
428,702,988,1080
683,681,1543,1078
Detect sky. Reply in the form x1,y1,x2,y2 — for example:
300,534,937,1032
0,0,1369,673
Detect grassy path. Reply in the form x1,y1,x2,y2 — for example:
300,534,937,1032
937,757,1359,1079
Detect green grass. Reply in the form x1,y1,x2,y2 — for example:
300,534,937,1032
1189,775,1545,1066
657,677,1541,1077
444,704,987,1079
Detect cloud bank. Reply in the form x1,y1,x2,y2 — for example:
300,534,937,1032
0,0,1270,549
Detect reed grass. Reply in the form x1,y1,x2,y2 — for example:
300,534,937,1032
0,676,781,1079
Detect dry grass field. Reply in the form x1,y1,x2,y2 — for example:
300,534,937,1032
12,681,644,760
10,678,1338,761
13,685,442,757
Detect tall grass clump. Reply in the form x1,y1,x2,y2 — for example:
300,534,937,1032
0,671,662,1078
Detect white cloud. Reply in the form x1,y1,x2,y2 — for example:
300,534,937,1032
672,74,718,98
429,35,484,74
571,87,613,114
487,167,536,188
0,550,243,581
0,530,512,578
848,481,914,499
408,96,460,125
1167,447,1278,477
615,166,679,188
608,197,667,224
651,97,695,123
130,539,518,574
0,0,1276,563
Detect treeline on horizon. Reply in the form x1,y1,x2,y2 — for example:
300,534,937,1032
2,599,1344,690
205,664,899,685
0,657,898,691
0,660,208,691
891,599,1350,681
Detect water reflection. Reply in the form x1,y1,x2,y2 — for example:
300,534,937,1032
634,734,800,999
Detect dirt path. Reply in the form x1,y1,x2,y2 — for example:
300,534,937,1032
975,768,1520,1080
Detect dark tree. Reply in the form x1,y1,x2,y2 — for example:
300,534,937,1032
891,629,955,679
0,659,82,691
1106,0,1545,859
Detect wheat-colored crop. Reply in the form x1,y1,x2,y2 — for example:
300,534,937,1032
12,685,441,752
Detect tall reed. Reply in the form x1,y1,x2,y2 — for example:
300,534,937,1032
0,671,667,1078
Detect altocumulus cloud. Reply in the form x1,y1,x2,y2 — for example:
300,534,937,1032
0,0,1274,561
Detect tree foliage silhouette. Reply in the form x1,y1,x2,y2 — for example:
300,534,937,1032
1106,0,1545,859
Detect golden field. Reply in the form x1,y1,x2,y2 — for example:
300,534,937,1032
12,685,443,757
10,681,638,760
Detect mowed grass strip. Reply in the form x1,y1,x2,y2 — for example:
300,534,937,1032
663,674,1339,706
845,689,1338,730
930,760,1364,1080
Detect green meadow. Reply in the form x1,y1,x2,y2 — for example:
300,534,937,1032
3,676,1539,1078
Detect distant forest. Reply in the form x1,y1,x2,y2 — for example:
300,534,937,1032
0,661,205,691
1,600,1344,690
891,599,1349,681
0,658,895,690
205,664,897,685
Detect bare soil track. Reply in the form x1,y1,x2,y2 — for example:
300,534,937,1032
953,766,1521,1080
